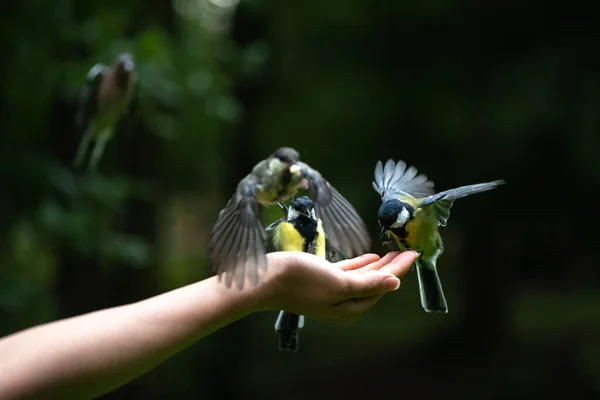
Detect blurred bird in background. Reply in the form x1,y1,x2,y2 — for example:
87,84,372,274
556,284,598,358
373,159,505,314
210,147,370,289
265,196,345,352
73,52,137,171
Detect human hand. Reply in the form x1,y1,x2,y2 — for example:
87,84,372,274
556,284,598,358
255,251,418,324
0,249,413,400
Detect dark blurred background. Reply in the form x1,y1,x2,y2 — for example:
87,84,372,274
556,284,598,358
1,0,599,399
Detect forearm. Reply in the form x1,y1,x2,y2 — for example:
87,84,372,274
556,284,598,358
0,276,261,400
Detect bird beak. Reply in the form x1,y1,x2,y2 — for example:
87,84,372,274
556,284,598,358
380,226,387,238
298,207,311,218
289,164,301,174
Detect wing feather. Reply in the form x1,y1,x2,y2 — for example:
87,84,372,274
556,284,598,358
210,176,267,289
76,63,106,135
299,163,371,258
420,180,505,227
329,188,369,256
372,159,435,201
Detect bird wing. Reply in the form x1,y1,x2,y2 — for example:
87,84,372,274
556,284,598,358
75,63,106,135
210,174,268,289
420,180,506,227
113,75,139,138
372,159,435,202
297,162,371,258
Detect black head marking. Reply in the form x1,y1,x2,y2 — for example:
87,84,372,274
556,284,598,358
377,199,414,228
290,196,314,216
273,147,300,164
288,196,318,249
378,199,403,227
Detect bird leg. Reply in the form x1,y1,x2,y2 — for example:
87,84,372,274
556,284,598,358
400,240,417,271
88,130,111,172
277,202,288,218
73,129,93,168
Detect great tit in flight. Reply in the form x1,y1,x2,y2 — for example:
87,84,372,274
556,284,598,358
265,196,345,352
73,52,137,171
210,147,370,289
372,159,505,313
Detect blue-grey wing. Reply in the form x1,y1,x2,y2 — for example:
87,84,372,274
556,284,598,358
75,63,106,135
299,162,371,259
372,159,435,202
420,180,505,226
210,175,267,289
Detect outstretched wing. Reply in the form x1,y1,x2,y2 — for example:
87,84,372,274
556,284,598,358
420,180,506,227
210,175,268,289
297,162,371,258
75,63,106,135
372,159,435,202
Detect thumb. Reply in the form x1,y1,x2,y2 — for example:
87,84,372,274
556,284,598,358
340,270,401,300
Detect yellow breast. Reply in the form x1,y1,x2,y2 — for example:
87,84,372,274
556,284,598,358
274,221,305,252
389,208,439,254
314,220,326,258
273,220,327,258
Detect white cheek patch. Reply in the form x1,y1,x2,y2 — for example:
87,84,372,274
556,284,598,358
287,207,299,221
390,208,410,228
309,209,316,220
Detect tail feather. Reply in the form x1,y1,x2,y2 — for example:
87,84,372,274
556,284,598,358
415,258,448,313
88,130,112,171
274,311,305,352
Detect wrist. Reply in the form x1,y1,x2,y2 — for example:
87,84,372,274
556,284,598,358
211,277,263,318
131,276,266,344
206,252,301,316
240,253,289,312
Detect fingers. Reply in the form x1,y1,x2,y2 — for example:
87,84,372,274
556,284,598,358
337,252,417,299
348,251,402,273
379,251,418,279
339,269,399,302
327,251,419,324
336,253,381,271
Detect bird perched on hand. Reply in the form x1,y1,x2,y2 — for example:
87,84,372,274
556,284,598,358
372,159,505,314
210,147,370,289
73,52,137,171
265,196,345,352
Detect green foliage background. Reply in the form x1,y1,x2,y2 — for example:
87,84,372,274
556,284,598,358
1,1,599,398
